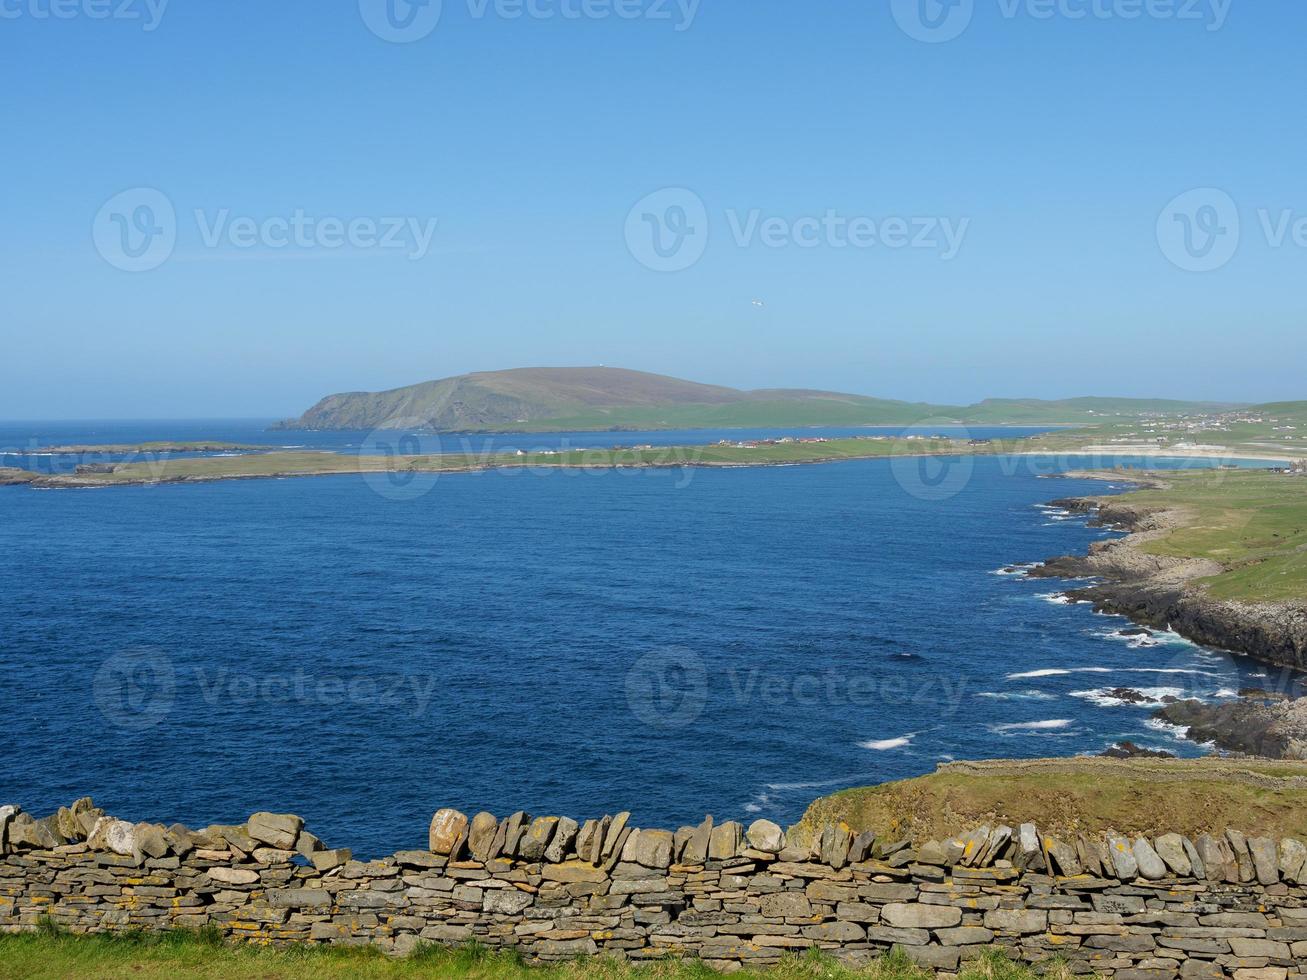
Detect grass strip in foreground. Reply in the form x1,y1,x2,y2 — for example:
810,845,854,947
0,926,1071,980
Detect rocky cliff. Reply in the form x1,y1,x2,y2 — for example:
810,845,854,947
1030,494,1307,672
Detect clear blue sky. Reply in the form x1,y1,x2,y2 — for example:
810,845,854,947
2,0,1303,418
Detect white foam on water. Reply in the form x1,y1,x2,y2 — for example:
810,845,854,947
1154,628,1198,648
743,803,761,813
1214,688,1240,698
1069,686,1186,708
990,563,1039,577
1091,628,1165,649
989,719,1073,733
1034,592,1075,605
1144,717,1192,742
859,734,915,751
1005,666,1219,681
1006,667,1102,679
976,690,1059,701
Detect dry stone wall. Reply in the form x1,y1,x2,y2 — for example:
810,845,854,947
3,799,1307,978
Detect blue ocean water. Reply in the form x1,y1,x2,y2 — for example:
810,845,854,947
0,426,1289,858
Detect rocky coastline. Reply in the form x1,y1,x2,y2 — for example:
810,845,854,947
1027,473,1307,759
1028,480,1306,672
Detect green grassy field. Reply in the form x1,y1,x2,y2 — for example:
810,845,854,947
793,756,1307,845
19,442,258,454
30,437,1018,488
0,928,1058,980
1108,468,1307,601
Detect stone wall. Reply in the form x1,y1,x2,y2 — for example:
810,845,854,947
3,799,1307,978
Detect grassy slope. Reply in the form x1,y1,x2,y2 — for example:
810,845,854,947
384,397,1243,433
1106,469,1307,601
0,930,1053,980
503,399,946,431
793,757,1307,845
279,365,1248,432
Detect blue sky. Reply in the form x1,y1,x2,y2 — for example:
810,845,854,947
2,0,1304,418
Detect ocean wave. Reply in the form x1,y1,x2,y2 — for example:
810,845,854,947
1092,628,1161,648
990,719,1073,732
975,690,1059,701
1006,666,1219,681
1034,592,1076,605
990,563,1040,577
859,734,915,751
1143,717,1192,742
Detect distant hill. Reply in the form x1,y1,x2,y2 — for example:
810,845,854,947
274,366,1248,432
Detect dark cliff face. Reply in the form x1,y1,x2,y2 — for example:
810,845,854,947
1030,494,1307,673
1071,582,1307,671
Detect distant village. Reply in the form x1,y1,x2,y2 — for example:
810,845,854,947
1087,407,1307,476
713,434,959,450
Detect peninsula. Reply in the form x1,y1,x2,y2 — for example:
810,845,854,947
0,435,1020,489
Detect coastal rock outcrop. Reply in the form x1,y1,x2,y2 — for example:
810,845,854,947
1157,696,1307,759
1031,494,1307,671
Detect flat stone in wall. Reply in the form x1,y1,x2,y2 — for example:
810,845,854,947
2,800,1307,978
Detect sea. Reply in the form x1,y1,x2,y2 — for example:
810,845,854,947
0,421,1294,857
